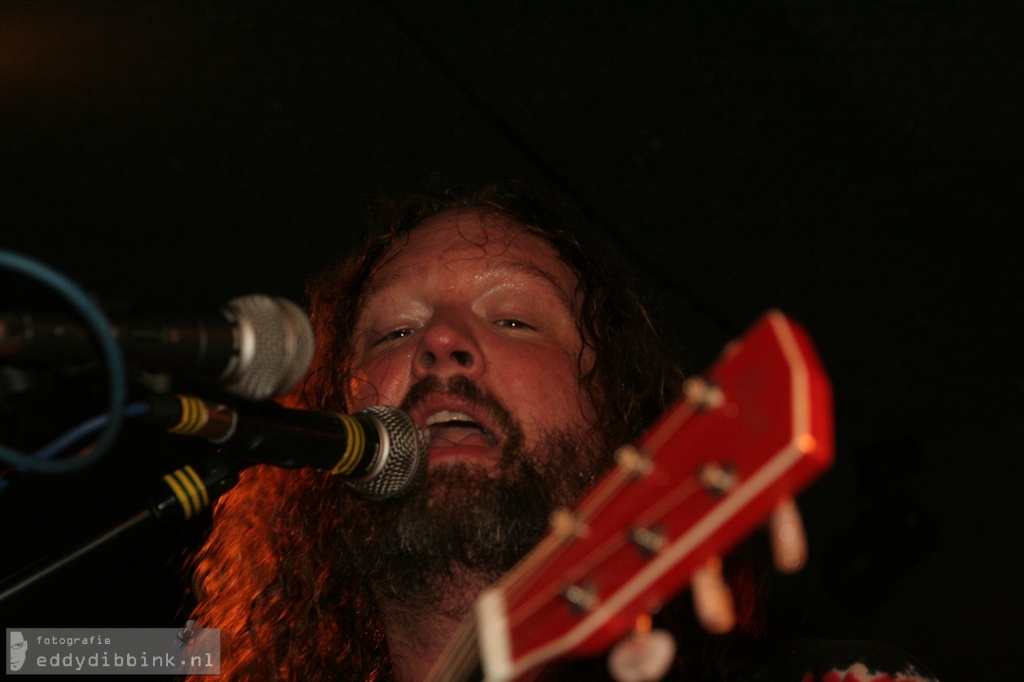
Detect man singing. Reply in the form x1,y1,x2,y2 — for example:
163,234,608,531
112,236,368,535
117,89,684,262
187,181,937,681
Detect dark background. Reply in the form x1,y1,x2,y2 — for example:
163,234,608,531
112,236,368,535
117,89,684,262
1,3,1021,679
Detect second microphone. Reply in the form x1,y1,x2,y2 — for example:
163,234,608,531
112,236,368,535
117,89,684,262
145,394,428,500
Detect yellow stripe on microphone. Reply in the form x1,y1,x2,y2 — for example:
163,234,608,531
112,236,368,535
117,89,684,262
329,413,365,475
181,464,210,509
167,394,208,435
163,465,209,519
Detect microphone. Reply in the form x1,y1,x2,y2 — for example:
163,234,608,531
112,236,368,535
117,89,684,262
146,393,429,500
0,295,314,401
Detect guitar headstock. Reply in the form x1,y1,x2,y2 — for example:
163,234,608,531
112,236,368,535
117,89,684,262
474,311,834,681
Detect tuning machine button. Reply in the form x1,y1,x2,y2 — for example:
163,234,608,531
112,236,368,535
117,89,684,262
607,614,677,682
769,495,808,573
691,555,736,634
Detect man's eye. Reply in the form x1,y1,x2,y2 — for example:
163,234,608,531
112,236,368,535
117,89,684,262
375,328,415,345
495,319,535,330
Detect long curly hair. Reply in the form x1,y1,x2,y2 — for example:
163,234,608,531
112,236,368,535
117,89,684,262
187,181,757,681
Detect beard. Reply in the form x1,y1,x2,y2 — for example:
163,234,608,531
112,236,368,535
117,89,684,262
333,376,612,616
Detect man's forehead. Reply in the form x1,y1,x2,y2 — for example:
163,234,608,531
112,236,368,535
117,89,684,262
364,209,576,295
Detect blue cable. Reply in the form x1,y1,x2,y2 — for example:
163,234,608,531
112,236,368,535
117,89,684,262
31,402,150,463
0,250,128,473
0,402,150,491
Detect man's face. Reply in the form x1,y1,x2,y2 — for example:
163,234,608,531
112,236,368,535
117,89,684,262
347,209,595,474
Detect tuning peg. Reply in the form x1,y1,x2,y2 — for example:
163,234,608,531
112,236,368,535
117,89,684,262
549,507,590,540
682,376,725,411
615,443,653,477
607,614,677,682
690,555,736,634
768,495,808,574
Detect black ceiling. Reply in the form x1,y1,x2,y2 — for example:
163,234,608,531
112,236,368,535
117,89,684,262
2,3,1021,679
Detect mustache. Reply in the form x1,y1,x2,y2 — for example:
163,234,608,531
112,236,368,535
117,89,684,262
399,375,522,448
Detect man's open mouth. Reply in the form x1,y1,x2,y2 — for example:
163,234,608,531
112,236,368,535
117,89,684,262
424,410,498,447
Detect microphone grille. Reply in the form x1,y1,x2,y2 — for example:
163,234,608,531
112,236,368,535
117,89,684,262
221,295,315,401
348,405,428,500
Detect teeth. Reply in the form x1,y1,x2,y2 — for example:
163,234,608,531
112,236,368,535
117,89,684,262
425,410,476,427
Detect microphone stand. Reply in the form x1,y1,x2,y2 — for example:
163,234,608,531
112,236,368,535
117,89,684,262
0,456,239,607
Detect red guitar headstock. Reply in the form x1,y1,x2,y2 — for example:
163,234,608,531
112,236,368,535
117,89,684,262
473,311,834,681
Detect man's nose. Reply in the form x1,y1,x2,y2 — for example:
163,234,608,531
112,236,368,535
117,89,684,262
413,313,484,380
